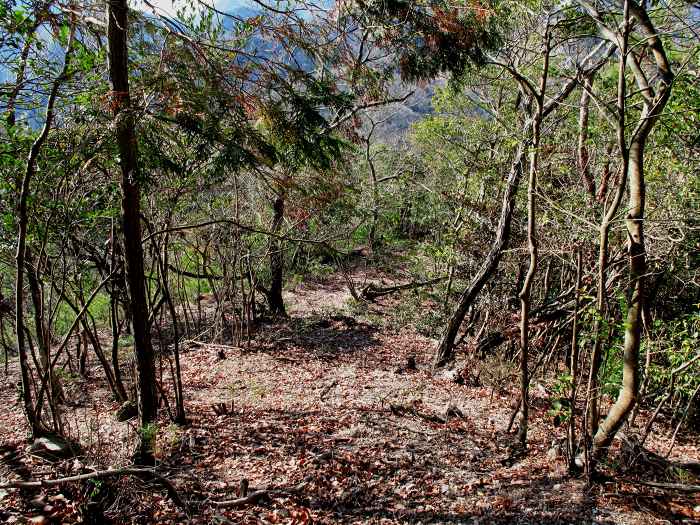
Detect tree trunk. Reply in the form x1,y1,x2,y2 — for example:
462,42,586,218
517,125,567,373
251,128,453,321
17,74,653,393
568,248,582,470
586,170,627,437
109,221,129,402
587,0,673,461
107,0,158,465
433,142,525,368
159,233,186,423
268,195,286,317
79,330,88,377
517,31,549,447
591,149,644,458
366,127,379,251
25,252,63,404
585,14,632,439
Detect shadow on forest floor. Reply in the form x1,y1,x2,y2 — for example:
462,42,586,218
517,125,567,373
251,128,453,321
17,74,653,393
161,402,631,524
245,313,383,364
191,399,697,521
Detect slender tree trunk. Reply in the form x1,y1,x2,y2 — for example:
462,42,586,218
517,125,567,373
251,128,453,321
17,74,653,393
585,0,674,461
434,142,526,368
110,294,129,400
268,195,286,317
586,17,632,439
630,304,654,426
369,174,379,251
542,259,552,304
365,125,379,251
596,142,615,203
107,0,158,464
517,31,549,447
568,248,582,470
586,169,626,437
109,221,129,402
592,150,643,457
517,173,535,446
159,233,186,423
25,253,63,403
577,75,596,199
591,137,664,456
79,329,88,377
14,23,75,438
80,317,124,400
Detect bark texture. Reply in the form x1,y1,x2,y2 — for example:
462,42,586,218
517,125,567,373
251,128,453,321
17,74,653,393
107,0,158,464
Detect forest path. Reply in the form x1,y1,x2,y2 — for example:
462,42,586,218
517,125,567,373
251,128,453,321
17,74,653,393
170,269,681,524
0,269,697,523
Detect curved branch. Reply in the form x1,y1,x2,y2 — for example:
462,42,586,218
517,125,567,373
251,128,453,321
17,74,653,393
0,468,186,510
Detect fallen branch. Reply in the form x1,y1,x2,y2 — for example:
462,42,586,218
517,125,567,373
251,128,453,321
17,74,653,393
213,482,306,508
625,480,700,493
319,380,338,402
184,340,241,352
0,468,187,510
390,403,446,424
213,489,270,508
360,277,445,301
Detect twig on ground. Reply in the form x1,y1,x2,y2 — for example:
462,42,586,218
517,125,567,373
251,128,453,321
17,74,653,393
360,277,445,301
319,380,338,402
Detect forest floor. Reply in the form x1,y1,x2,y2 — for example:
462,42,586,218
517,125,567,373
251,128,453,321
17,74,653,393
1,268,699,524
